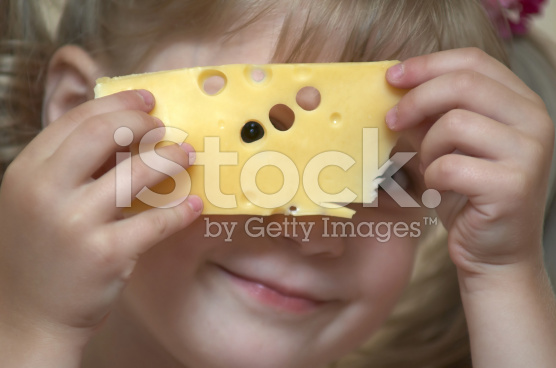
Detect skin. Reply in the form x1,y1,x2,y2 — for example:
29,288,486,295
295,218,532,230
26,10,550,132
1,14,556,368
387,49,556,366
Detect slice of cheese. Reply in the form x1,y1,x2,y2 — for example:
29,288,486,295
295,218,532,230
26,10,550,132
95,62,404,218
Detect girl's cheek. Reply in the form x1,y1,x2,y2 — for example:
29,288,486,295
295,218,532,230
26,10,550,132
329,236,417,352
122,219,218,298
356,236,417,295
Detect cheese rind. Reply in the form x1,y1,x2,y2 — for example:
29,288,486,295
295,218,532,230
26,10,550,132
95,62,404,218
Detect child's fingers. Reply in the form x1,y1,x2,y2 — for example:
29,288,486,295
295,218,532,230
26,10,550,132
387,48,538,103
46,110,164,185
105,196,202,256
423,154,514,201
20,90,155,161
89,143,195,218
387,70,543,136
419,109,522,168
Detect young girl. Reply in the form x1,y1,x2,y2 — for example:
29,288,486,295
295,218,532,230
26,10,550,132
1,0,555,367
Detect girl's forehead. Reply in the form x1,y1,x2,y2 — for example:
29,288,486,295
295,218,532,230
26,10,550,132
87,0,507,75
141,17,286,72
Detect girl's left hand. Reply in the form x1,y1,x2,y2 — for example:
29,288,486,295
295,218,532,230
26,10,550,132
386,47,556,368
386,47,554,277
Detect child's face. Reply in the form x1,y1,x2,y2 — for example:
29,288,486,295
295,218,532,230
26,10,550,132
107,18,429,368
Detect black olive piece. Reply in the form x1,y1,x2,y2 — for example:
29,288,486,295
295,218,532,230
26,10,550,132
241,121,265,143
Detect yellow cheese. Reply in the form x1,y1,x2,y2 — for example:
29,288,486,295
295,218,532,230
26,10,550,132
94,62,404,218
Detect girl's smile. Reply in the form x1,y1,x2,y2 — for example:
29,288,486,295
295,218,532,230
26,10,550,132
215,263,333,315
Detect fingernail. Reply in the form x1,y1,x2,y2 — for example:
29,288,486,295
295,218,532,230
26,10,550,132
180,143,196,165
187,195,203,213
386,106,398,130
387,63,404,81
135,90,155,107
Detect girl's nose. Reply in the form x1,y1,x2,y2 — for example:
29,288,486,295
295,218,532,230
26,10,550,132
296,238,346,258
265,214,347,258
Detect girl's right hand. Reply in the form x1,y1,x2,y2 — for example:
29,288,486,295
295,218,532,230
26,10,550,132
0,90,202,343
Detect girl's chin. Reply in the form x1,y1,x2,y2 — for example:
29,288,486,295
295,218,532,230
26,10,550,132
120,262,351,368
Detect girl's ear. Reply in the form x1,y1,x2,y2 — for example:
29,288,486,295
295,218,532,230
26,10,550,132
43,45,105,127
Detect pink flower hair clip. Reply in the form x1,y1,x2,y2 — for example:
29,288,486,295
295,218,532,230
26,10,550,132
482,0,548,38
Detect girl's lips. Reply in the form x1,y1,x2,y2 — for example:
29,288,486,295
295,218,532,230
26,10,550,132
217,265,326,314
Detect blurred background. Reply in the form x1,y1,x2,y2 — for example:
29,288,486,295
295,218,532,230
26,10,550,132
536,0,556,41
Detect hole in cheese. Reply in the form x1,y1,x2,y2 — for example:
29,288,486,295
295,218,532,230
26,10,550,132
241,121,265,143
269,104,295,131
251,68,266,82
296,86,321,111
200,71,227,95
244,66,272,86
331,112,342,125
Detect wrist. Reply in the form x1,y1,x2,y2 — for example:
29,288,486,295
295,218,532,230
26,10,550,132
457,257,556,367
456,253,545,294
0,312,90,368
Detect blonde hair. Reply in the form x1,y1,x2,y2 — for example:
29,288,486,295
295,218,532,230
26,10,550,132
0,1,53,180
1,1,510,367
